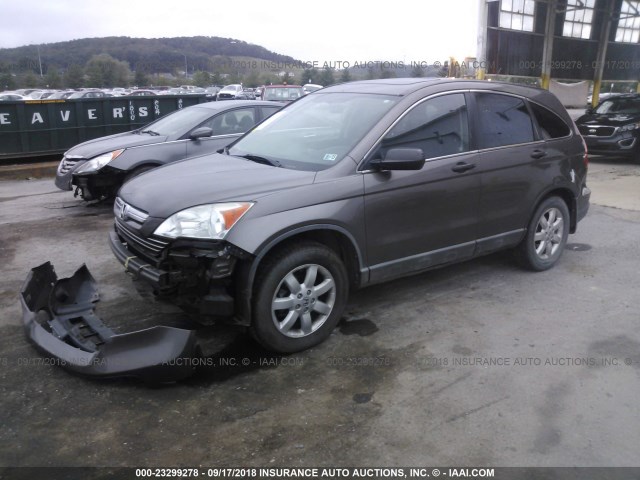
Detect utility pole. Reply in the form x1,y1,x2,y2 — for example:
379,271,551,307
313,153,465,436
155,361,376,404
476,0,489,80
540,0,557,90
592,1,615,107
37,45,43,77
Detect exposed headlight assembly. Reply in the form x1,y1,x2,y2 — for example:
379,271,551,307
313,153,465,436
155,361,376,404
154,203,254,240
75,149,124,173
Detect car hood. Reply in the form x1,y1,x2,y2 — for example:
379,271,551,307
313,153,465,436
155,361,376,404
576,112,640,126
119,154,316,218
64,130,168,159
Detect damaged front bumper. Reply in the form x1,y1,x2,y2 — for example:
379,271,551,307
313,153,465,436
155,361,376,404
20,262,200,382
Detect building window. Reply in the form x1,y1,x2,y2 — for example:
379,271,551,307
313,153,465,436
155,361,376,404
499,0,536,32
563,0,595,39
616,0,640,43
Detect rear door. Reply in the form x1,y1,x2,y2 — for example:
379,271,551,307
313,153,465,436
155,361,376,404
468,92,560,254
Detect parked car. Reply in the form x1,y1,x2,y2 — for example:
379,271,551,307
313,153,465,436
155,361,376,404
107,78,590,354
204,86,221,99
262,85,304,103
54,100,282,200
217,84,248,100
46,90,76,99
303,83,323,94
127,89,158,96
67,91,106,99
0,93,28,101
254,86,264,98
576,93,640,161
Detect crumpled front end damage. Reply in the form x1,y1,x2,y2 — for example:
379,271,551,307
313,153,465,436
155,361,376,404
20,262,200,382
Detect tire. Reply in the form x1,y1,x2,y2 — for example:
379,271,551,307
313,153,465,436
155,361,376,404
250,241,349,353
124,165,155,184
516,196,570,271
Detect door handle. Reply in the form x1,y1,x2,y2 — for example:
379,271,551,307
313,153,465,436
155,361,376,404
530,149,547,159
451,162,476,173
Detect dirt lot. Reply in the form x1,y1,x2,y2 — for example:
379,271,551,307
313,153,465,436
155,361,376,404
1,157,639,468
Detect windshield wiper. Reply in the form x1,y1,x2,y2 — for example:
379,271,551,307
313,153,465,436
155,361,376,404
237,154,282,168
141,129,160,136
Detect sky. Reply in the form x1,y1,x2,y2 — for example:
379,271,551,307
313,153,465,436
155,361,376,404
0,0,479,65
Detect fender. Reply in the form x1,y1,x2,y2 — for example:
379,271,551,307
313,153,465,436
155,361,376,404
234,223,368,326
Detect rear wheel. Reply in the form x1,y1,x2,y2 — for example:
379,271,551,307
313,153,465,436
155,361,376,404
251,242,349,353
516,196,570,271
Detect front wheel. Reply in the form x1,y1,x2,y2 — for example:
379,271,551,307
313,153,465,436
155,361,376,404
516,196,570,271
251,242,349,353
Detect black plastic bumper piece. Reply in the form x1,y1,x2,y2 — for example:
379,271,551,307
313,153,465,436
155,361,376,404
109,231,173,289
20,262,200,382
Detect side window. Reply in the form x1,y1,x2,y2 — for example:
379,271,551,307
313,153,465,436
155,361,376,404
261,106,280,120
380,93,470,160
529,102,571,139
475,93,535,149
202,108,256,135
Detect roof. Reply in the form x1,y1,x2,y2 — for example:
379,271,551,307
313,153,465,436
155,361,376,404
190,100,283,111
321,78,548,98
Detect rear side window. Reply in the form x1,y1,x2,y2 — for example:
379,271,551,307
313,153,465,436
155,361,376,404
529,102,571,139
475,93,535,149
380,93,470,160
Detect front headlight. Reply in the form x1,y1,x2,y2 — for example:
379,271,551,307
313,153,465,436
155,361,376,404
154,202,254,240
619,122,640,132
75,149,124,173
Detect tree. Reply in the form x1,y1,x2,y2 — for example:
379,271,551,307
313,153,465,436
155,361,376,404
134,70,148,87
0,73,16,90
380,69,396,79
23,72,39,88
411,65,424,78
301,68,319,84
192,70,211,87
339,69,351,82
85,53,131,88
318,67,335,86
45,67,62,88
64,64,85,88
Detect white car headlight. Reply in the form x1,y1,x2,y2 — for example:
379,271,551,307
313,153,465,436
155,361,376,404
619,122,640,132
154,202,254,240
75,149,124,173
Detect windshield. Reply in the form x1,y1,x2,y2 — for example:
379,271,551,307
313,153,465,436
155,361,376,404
221,85,241,92
141,106,214,137
263,87,304,101
595,97,640,114
228,92,399,171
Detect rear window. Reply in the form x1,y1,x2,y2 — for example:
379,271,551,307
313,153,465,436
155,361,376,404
529,102,571,139
475,93,535,149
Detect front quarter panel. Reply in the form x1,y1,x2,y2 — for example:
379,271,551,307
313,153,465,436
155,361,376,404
108,141,188,172
226,174,366,264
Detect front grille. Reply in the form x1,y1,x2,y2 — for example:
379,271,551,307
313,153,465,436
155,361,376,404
578,125,617,137
218,93,234,99
114,197,149,225
59,156,82,174
115,218,169,259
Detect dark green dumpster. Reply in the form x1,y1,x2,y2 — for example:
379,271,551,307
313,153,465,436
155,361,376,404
0,95,209,161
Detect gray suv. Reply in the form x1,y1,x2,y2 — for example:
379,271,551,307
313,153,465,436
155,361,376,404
109,78,591,353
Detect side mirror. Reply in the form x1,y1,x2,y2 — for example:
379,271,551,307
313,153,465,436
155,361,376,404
586,106,594,115
370,148,425,171
189,127,213,140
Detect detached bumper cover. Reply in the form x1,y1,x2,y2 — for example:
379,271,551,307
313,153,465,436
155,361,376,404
20,262,199,382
